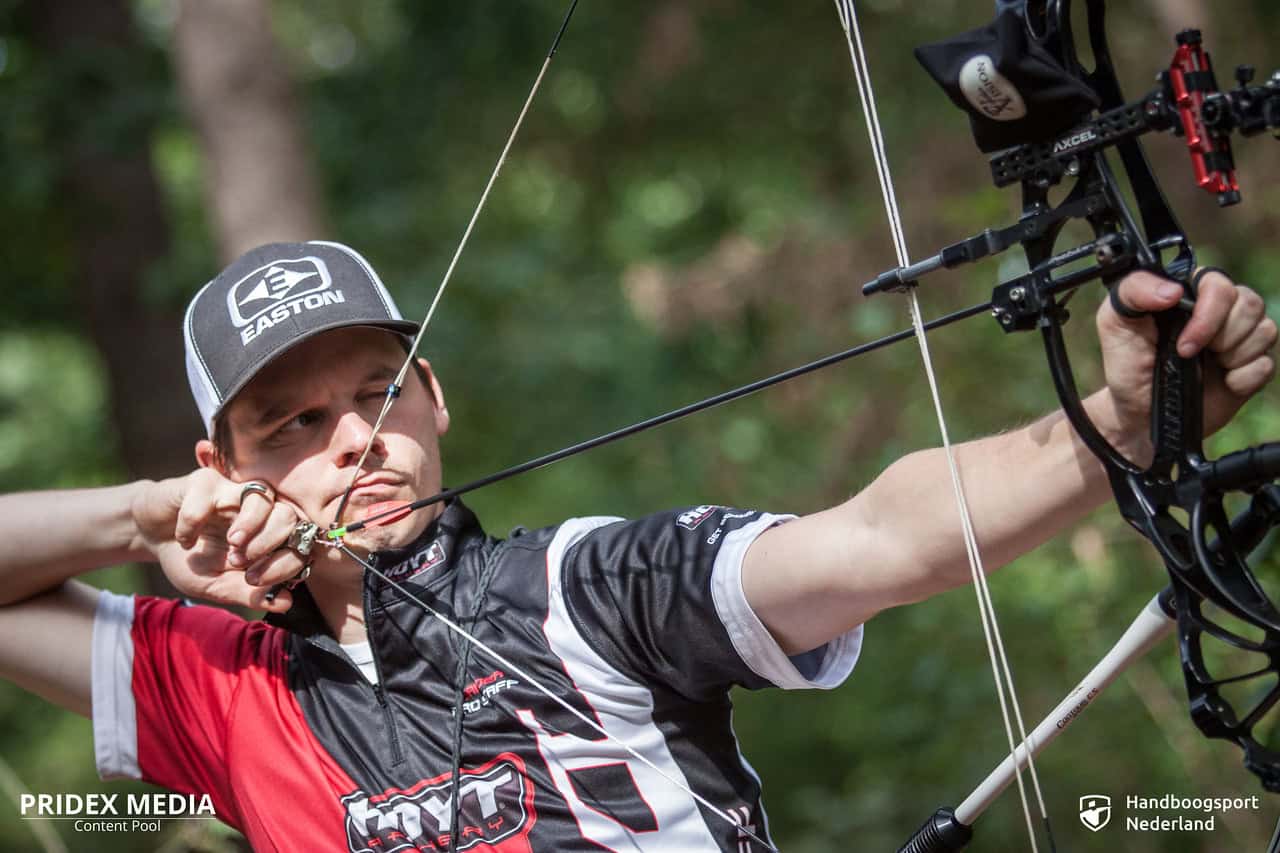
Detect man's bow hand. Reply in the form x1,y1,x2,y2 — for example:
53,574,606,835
1096,269,1276,463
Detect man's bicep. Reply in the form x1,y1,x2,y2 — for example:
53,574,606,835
742,503,929,655
0,580,99,717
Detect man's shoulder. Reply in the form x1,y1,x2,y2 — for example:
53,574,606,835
552,505,778,546
499,513,625,553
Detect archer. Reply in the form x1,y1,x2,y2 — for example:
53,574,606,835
0,238,1271,851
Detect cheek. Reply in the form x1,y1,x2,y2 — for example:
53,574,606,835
384,431,437,476
382,400,440,463
269,459,339,515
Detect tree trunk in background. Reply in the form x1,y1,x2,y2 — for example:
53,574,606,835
173,0,328,261
28,0,202,483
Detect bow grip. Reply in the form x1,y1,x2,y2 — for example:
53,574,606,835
897,807,973,853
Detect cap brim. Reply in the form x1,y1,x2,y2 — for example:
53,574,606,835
210,318,421,426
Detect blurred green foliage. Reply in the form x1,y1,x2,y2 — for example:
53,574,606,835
1,1,1278,850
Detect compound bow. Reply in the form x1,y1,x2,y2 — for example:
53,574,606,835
847,0,1280,849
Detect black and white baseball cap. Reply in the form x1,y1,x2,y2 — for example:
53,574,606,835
183,241,418,434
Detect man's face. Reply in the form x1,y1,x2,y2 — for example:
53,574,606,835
202,327,449,562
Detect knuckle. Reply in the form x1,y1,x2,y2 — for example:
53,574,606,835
1236,287,1265,317
1196,271,1230,300
1260,316,1279,346
241,530,273,559
270,504,301,535
1236,356,1276,392
176,505,202,531
272,501,298,522
1210,278,1239,306
196,468,224,495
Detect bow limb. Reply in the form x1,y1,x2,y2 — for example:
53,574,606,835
831,2,1057,851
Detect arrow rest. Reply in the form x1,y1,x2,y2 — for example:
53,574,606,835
866,0,1280,799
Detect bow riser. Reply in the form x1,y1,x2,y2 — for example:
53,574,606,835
865,0,1280,796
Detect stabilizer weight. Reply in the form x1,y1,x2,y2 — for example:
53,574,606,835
897,807,974,853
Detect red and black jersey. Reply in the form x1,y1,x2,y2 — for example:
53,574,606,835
92,501,863,851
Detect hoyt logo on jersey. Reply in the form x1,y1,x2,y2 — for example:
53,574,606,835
383,540,447,583
226,256,347,345
342,754,536,853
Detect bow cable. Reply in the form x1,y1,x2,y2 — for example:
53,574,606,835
331,0,581,529
832,2,1055,850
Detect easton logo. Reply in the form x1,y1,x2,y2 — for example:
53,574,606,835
677,505,719,530
342,755,536,853
226,256,346,345
383,540,447,582
1052,128,1098,154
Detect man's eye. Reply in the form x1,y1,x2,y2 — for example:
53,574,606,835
275,410,323,436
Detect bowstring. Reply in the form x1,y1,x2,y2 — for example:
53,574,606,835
331,0,581,530
832,2,1055,850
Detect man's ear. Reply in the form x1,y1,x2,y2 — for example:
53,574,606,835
196,439,217,469
417,357,450,436
195,435,236,473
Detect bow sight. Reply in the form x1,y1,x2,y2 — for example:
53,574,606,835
862,0,1280,812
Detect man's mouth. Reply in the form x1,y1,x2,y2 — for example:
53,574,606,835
331,474,409,516
328,474,421,529
346,474,402,498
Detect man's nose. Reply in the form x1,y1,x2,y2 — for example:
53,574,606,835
333,409,386,469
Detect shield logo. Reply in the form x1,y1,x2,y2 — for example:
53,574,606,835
226,256,332,328
1078,794,1112,832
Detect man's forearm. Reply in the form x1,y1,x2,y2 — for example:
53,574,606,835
0,483,154,605
744,389,1134,654
856,388,1125,599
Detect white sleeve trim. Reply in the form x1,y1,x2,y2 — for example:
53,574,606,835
92,591,140,780
710,513,863,690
